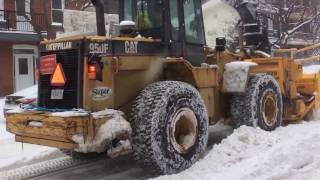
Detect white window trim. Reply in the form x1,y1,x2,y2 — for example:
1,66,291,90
25,0,31,14
51,0,65,26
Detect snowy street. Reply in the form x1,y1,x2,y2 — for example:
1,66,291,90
0,0,320,178
2,65,320,179
2,97,320,180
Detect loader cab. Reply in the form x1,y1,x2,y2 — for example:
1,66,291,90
119,0,206,66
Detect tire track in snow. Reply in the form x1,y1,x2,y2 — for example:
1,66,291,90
0,123,233,180
0,156,90,180
29,155,157,180
28,124,233,180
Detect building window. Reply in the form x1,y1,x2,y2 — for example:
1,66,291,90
0,0,4,21
52,0,64,25
16,0,26,15
19,58,29,75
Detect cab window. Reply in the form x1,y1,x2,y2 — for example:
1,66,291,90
170,0,180,40
136,0,162,30
183,0,205,44
124,0,133,21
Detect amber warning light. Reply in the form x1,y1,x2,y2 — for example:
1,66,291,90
51,63,66,86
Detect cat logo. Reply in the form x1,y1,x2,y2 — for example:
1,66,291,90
125,41,138,54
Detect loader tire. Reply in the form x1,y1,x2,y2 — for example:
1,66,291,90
130,81,209,174
230,73,283,131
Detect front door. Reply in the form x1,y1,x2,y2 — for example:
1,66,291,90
14,54,35,91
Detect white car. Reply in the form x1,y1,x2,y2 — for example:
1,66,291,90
3,85,38,116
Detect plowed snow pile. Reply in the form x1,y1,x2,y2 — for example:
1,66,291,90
0,98,13,140
156,113,320,180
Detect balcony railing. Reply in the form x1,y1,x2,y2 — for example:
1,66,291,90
0,10,48,33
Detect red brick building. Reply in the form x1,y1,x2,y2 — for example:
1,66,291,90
0,0,118,96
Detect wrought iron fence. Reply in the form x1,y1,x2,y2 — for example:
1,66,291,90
0,10,47,33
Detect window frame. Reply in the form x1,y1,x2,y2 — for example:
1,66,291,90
169,0,180,41
0,0,4,21
182,0,205,45
123,0,134,21
51,0,65,26
16,0,26,14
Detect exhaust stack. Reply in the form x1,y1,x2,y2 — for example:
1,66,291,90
91,0,106,36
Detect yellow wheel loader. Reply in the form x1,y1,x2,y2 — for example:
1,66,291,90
6,0,320,174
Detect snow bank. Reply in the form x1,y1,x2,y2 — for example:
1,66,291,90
0,98,4,120
0,98,14,141
223,61,257,92
155,116,320,180
9,85,37,99
6,107,26,114
72,109,132,154
203,0,240,48
303,65,320,74
0,139,63,172
0,97,63,172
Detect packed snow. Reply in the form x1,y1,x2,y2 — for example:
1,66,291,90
203,0,240,49
0,98,12,141
0,140,63,172
9,85,38,99
223,61,258,92
303,65,320,74
51,109,89,117
155,111,320,180
72,109,132,154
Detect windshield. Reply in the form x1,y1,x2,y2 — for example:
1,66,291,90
123,0,163,35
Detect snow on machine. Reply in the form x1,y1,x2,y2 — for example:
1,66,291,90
6,0,320,174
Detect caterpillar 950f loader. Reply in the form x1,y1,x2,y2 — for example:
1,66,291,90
6,0,320,174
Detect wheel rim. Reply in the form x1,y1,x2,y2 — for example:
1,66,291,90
263,92,277,126
170,108,198,154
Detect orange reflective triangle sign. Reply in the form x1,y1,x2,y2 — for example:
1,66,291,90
51,63,66,86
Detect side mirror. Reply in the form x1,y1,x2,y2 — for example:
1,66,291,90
215,37,226,52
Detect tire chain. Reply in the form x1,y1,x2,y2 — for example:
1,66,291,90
312,48,320,56
0,157,90,180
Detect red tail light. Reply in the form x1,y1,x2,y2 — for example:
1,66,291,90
88,64,97,80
